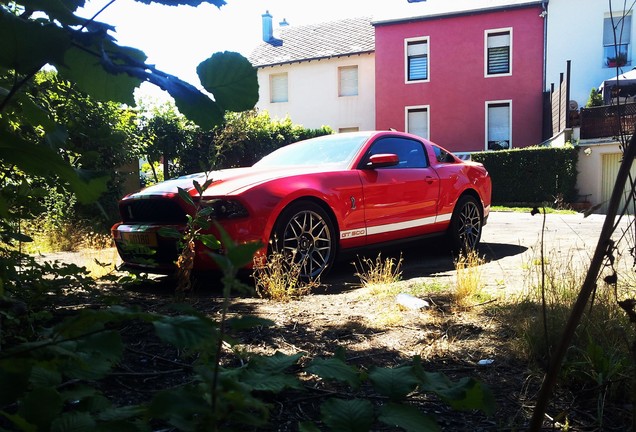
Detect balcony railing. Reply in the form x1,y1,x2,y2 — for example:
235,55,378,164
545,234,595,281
580,102,636,139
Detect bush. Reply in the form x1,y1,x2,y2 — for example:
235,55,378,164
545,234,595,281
471,146,579,205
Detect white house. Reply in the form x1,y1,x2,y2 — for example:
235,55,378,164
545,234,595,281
545,0,636,212
248,13,376,132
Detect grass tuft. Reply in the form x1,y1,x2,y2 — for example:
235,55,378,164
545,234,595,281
252,251,318,301
454,249,485,310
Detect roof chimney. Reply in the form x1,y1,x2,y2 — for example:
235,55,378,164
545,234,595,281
279,18,289,27
262,10,273,42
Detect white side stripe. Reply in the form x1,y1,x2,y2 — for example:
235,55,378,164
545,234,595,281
340,212,452,239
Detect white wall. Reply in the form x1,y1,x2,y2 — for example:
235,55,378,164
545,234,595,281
546,0,636,109
255,53,376,131
576,139,621,208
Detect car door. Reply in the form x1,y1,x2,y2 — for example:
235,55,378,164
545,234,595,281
358,136,441,244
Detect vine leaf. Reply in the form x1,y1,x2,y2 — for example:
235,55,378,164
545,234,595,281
197,51,259,112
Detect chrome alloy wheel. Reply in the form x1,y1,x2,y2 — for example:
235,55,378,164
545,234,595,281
281,209,333,278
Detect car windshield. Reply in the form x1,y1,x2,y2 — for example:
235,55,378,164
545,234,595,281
253,132,372,168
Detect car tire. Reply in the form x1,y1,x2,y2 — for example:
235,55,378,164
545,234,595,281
271,201,336,279
448,195,483,252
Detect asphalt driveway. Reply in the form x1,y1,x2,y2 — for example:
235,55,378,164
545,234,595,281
327,211,633,295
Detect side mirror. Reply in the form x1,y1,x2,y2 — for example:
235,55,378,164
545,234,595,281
366,153,399,168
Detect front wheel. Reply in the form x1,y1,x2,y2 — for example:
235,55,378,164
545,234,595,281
271,201,336,279
448,195,483,251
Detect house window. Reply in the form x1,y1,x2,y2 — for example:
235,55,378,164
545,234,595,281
486,29,511,76
339,66,358,96
486,101,511,150
604,14,631,67
406,106,429,139
406,38,429,82
270,73,288,103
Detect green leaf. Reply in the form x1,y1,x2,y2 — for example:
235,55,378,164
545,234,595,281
240,369,302,393
250,351,304,373
55,43,145,105
153,315,215,349
0,411,36,432
368,366,419,401
378,403,440,432
226,315,275,331
306,357,361,388
226,241,262,268
418,371,495,415
51,411,96,432
19,387,63,430
320,398,374,432
29,365,62,388
177,187,195,207
0,9,71,73
199,233,221,249
97,405,145,422
158,226,183,239
197,51,258,112
299,422,322,432
0,127,108,204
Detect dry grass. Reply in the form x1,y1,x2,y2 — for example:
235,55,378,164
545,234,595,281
353,253,403,292
252,251,318,301
453,249,485,310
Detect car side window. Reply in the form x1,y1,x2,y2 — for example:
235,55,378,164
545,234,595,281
364,137,429,168
433,145,456,164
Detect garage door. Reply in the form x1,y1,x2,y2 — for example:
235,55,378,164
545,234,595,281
601,152,636,214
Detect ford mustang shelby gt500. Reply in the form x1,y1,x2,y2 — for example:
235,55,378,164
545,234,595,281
112,131,492,278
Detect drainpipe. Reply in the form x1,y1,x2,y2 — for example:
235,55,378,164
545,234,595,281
541,0,548,92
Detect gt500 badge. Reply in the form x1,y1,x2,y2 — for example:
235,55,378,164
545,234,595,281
341,229,366,239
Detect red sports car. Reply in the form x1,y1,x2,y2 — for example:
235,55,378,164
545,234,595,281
112,131,492,278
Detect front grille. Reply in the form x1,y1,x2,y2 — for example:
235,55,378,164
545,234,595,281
121,198,188,224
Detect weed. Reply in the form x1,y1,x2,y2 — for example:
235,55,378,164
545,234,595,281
252,250,317,301
353,253,403,290
454,249,485,309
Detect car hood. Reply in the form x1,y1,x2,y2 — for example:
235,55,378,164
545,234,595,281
125,165,337,199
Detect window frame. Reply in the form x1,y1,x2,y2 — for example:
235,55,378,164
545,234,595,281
484,28,512,77
269,72,288,103
360,137,429,169
404,37,430,83
603,13,632,68
338,65,359,97
404,105,430,140
485,100,512,150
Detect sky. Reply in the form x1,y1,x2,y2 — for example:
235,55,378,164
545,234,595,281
77,0,527,99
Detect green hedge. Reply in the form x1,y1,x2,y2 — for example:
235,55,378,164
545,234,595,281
471,146,579,205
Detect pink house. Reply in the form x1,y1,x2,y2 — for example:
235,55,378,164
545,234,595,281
373,2,545,154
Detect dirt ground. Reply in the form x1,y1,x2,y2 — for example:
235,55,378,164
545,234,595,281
38,211,635,430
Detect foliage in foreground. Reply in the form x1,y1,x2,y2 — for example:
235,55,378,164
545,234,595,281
0,242,495,432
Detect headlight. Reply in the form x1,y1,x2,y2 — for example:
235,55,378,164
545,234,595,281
200,199,249,220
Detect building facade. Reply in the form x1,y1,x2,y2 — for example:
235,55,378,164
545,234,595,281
373,2,545,154
248,14,376,132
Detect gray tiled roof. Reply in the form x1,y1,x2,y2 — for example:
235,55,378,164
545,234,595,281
248,16,374,68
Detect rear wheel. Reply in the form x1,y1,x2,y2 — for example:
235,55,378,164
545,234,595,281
271,201,336,279
449,195,483,251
